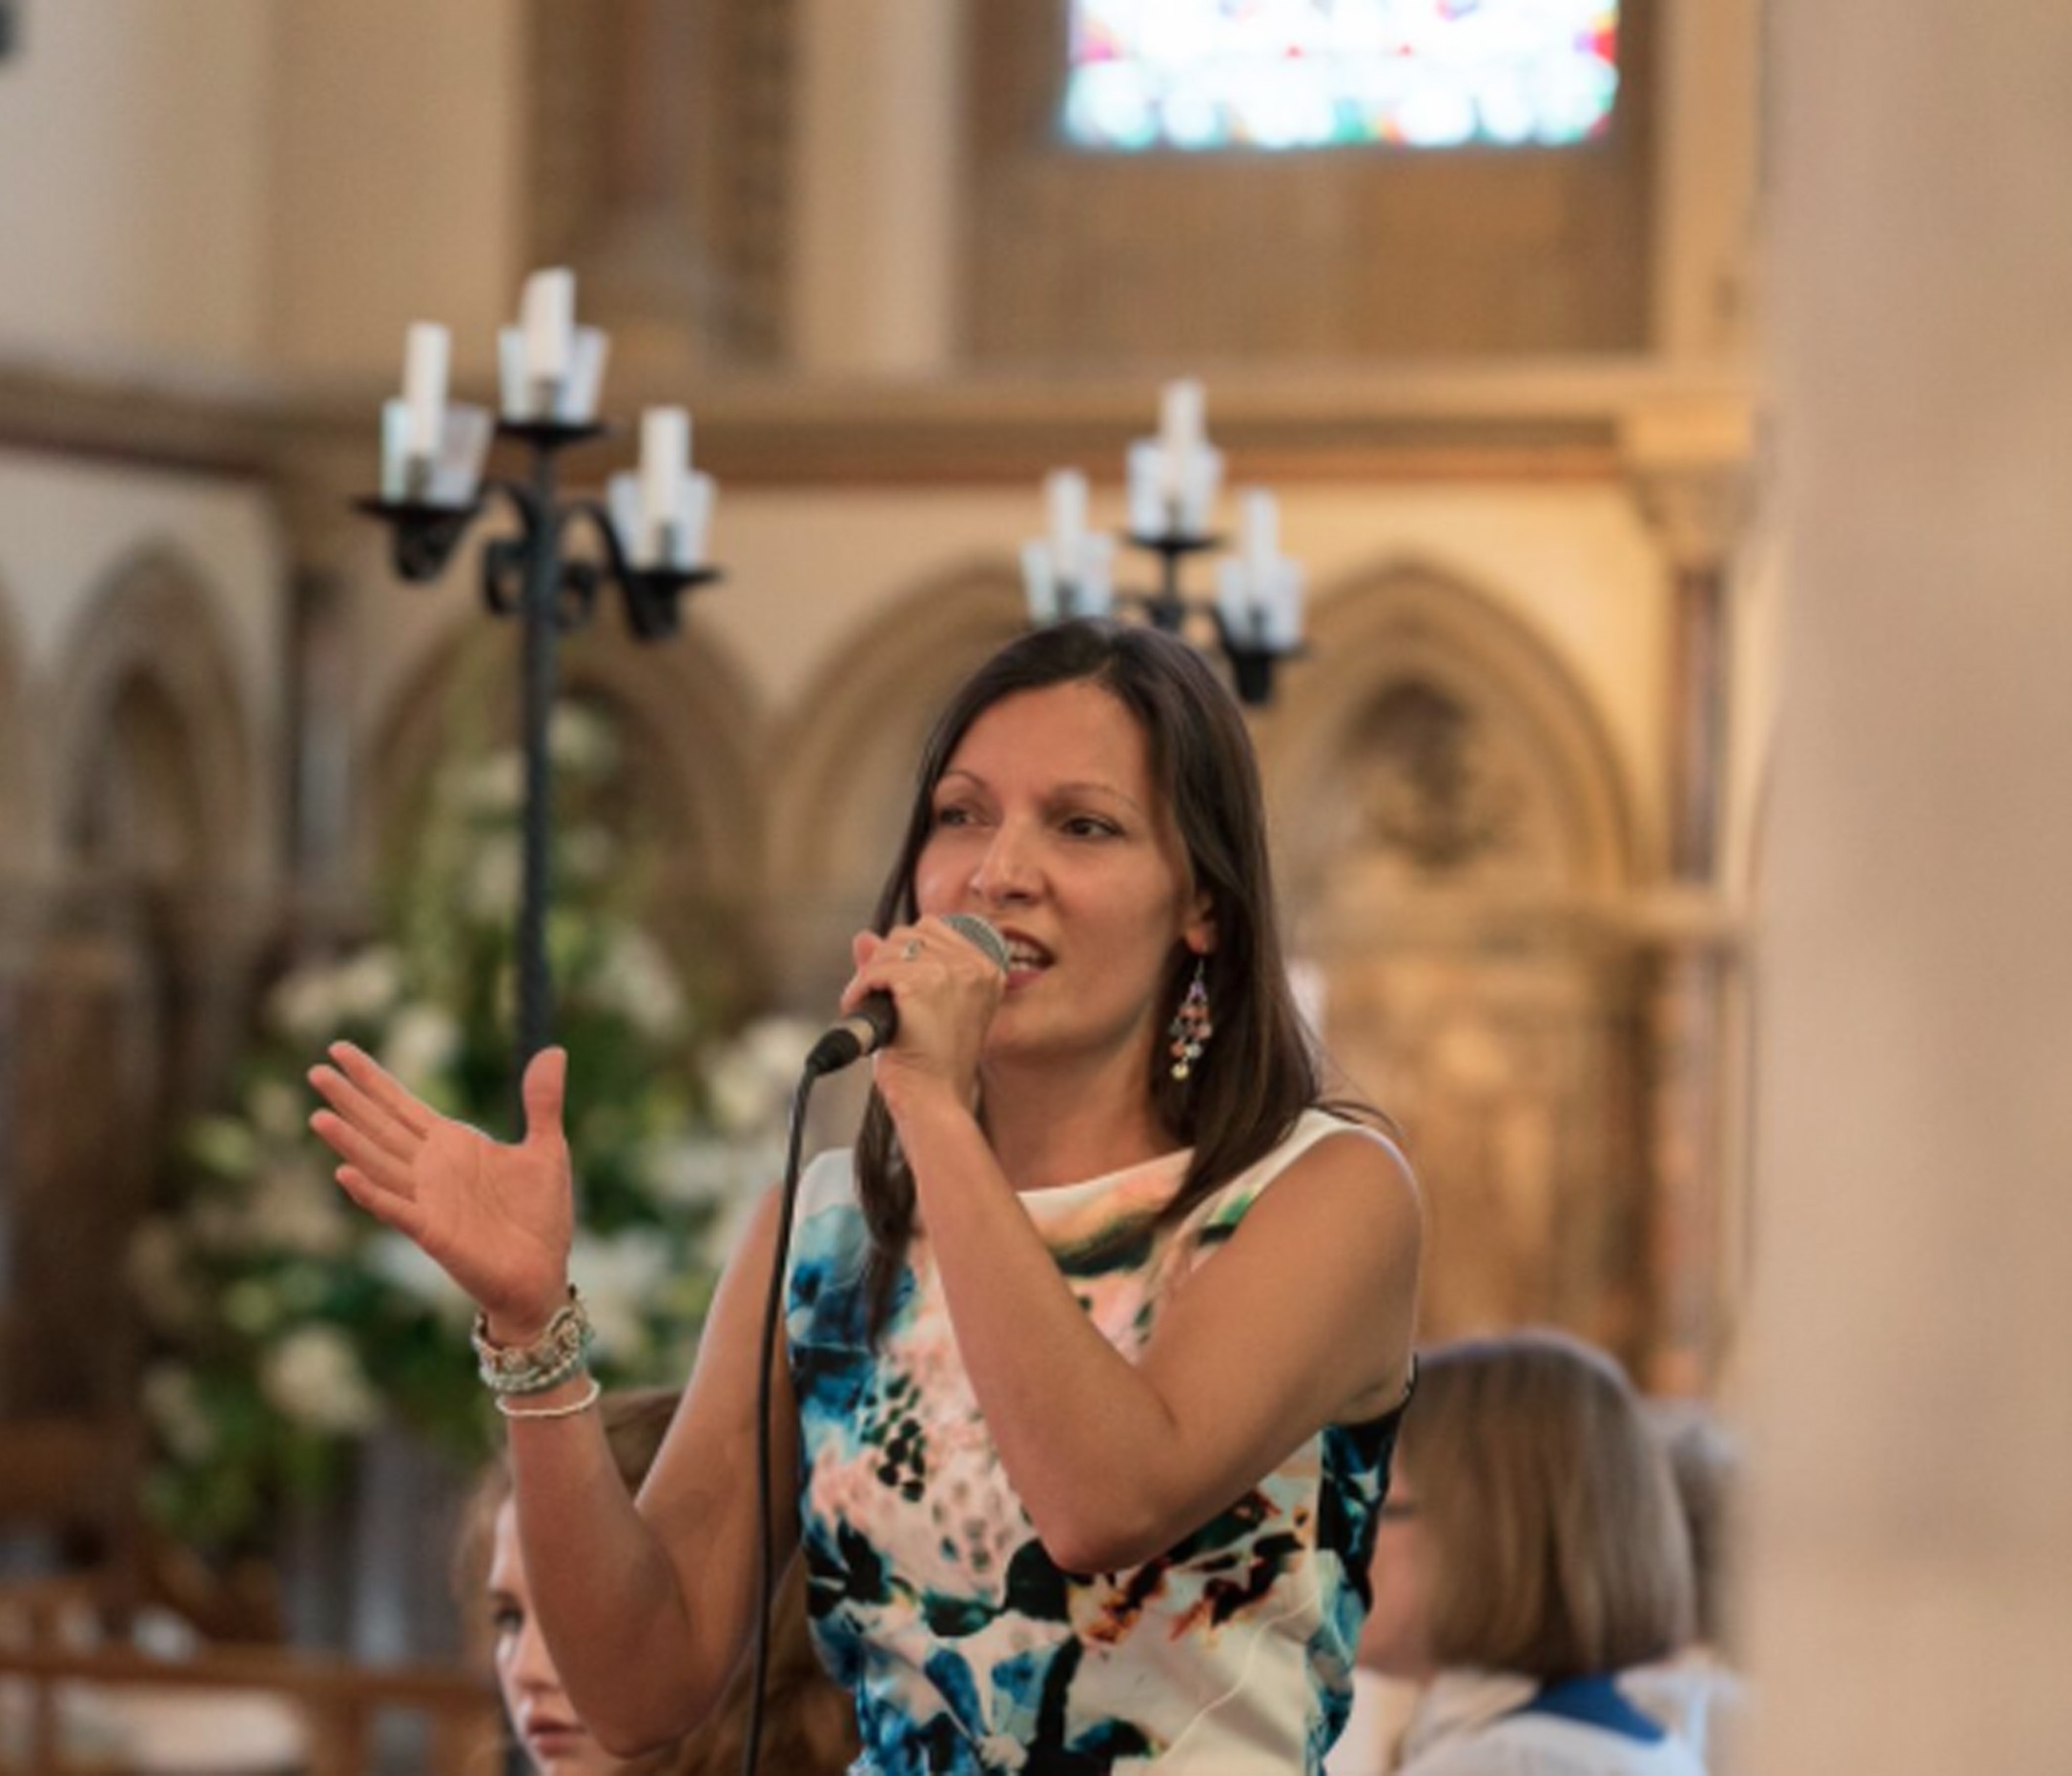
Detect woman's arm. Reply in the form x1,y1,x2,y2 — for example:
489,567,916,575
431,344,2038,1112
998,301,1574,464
307,1043,793,1754
896,1093,1419,1574
508,1184,801,1755
509,1184,802,1755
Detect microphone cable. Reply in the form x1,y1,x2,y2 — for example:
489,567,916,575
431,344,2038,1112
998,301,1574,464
740,1058,823,1775
740,916,1005,1770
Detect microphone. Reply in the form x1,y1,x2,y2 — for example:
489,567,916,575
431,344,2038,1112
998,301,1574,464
803,913,1011,1076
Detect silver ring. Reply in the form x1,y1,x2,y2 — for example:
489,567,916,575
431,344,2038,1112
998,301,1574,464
900,938,924,961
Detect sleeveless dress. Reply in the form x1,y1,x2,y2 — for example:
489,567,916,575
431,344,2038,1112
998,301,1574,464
784,1109,1411,1774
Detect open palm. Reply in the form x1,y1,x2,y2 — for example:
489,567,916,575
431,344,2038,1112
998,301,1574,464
308,1041,574,1336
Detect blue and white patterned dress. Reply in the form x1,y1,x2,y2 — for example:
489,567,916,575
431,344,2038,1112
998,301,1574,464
784,1110,1411,1773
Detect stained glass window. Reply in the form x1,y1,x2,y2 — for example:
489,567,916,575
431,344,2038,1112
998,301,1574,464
1062,1,1619,153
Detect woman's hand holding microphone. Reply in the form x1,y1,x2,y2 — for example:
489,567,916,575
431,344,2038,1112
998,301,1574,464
841,914,1009,1116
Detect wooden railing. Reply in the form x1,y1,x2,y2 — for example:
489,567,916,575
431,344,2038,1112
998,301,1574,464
0,1591,501,1775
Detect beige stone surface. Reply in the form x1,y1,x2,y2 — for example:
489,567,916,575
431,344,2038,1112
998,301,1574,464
1747,2,2072,1766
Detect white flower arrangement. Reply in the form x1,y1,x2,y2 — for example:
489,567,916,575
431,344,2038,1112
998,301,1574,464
260,1328,383,1436
133,716,803,1553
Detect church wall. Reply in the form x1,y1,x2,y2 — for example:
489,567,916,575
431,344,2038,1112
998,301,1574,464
0,448,283,884
689,480,1667,850
0,0,272,373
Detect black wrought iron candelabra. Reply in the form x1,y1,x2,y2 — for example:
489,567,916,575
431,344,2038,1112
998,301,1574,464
1058,526,1298,708
356,419,720,1096
1030,389,1305,708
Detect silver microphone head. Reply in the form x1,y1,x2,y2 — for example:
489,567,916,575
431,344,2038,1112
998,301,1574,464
942,912,1011,975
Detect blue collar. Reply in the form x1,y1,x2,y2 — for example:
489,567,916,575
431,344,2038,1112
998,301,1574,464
1513,1675,1666,1744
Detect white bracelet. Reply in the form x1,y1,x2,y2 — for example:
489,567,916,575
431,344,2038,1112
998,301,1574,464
494,1377,602,1421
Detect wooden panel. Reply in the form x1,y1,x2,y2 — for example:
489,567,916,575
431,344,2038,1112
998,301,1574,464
525,0,798,366
967,0,1657,365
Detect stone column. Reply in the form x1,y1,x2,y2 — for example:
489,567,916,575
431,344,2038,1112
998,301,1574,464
790,0,964,375
1746,7,2072,1767
1624,406,1754,1393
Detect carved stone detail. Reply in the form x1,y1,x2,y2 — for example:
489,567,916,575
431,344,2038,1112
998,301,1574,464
1346,679,1528,878
1251,562,1726,1376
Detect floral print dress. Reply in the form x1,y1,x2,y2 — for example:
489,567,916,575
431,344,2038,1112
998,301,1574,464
785,1110,1410,1774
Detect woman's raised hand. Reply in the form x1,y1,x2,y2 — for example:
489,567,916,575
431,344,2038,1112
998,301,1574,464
308,1042,574,1339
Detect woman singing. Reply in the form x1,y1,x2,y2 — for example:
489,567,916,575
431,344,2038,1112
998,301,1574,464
310,620,1422,1771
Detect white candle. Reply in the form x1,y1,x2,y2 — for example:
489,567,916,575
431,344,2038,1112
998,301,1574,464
678,471,716,569
522,267,576,381
1263,561,1305,652
1021,540,1060,624
561,325,609,422
1159,378,1205,461
1075,534,1118,619
1045,469,1088,577
606,471,644,563
497,328,529,418
1240,488,1279,579
1159,378,1206,507
1127,441,1167,538
640,407,690,558
1216,558,1256,642
380,399,413,500
401,322,449,459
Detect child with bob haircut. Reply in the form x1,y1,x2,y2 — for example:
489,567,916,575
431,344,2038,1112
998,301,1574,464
1351,1331,1705,1776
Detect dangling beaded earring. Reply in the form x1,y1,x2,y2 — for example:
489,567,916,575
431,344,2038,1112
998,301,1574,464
1168,954,1213,1082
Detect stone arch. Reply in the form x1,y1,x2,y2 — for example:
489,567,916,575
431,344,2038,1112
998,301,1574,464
1256,557,1656,1367
1259,555,1644,919
365,611,769,1013
766,561,1028,1007
49,544,259,890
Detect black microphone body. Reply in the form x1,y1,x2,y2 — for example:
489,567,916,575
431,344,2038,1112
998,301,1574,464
804,913,1010,1075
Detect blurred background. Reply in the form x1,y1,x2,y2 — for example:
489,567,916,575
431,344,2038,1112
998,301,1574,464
0,1,2065,1770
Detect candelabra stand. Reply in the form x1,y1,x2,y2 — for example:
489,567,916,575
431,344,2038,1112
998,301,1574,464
1115,528,1299,708
356,419,720,1102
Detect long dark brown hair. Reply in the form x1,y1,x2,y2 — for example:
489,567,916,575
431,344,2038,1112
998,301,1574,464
855,619,1358,1334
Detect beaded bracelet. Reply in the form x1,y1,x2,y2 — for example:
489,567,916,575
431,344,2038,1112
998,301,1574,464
470,1286,595,1397
495,1377,602,1421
